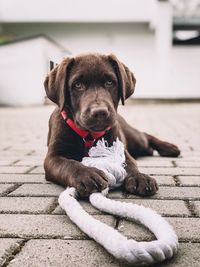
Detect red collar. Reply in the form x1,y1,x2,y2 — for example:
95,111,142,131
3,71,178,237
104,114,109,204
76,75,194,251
61,110,110,152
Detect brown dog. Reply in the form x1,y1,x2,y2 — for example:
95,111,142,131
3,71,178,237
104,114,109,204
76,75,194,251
44,53,180,197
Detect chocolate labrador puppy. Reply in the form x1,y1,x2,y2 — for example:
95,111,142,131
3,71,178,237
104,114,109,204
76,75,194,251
44,53,180,197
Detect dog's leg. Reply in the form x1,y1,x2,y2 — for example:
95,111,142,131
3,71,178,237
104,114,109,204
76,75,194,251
145,133,181,157
118,115,154,158
44,155,108,198
118,115,180,158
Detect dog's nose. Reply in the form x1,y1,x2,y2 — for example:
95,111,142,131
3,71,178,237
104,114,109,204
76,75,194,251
90,107,109,120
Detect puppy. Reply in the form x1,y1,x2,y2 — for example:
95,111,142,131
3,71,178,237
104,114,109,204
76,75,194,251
44,53,180,197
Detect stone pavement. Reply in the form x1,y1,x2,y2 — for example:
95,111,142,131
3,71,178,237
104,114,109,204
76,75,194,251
0,103,200,267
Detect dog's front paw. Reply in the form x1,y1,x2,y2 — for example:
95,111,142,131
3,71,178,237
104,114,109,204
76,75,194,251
124,173,158,196
74,166,108,198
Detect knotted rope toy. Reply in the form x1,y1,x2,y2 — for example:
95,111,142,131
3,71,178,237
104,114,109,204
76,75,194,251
59,139,178,265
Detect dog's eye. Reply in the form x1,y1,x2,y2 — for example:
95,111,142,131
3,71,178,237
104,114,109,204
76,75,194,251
105,80,114,87
73,81,82,90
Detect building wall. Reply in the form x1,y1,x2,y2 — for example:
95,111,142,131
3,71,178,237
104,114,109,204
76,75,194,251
170,47,200,98
3,22,200,99
0,0,156,23
0,37,64,105
3,23,157,98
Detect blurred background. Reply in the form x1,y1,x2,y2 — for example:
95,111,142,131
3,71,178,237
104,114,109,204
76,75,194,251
0,0,200,106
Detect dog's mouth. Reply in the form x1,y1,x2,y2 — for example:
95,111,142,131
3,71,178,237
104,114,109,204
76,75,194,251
76,120,111,132
75,116,114,132
89,124,110,132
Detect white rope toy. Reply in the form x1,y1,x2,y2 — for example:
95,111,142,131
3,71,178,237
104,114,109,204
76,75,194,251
59,139,178,265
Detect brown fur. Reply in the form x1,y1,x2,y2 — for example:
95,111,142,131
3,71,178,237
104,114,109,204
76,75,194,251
44,53,180,198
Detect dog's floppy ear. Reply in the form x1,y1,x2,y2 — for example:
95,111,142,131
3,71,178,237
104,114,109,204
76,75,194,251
108,54,136,105
44,57,74,111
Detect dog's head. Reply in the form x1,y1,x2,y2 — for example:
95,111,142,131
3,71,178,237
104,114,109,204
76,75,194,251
44,53,136,132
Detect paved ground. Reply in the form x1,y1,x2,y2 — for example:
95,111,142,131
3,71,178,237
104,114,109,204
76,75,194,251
0,103,200,267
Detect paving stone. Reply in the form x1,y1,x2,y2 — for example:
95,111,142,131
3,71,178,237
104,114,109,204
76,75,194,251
193,201,200,216
53,201,103,215
159,243,200,267
175,161,200,168
118,218,154,241
0,152,31,158
30,151,47,157
0,174,46,183
178,156,200,161
0,166,31,174
9,184,63,197
139,167,200,176
180,151,200,156
0,214,116,239
8,145,45,151
8,239,124,267
178,176,200,186
119,199,189,216
108,190,125,199
155,176,175,185
175,157,200,162
14,158,43,166
0,145,10,150
29,166,44,174
0,197,55,214
168,218,200,241
137,156,178,161
0,184,16,195
127,186,200,200
0,238,22,266
118,217,200,242
0,157,20,163
137,160,174,167
0,159,16,166
53,206,65,215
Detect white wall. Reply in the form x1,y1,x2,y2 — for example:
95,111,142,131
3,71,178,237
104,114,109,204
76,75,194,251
170,47,200,98
0,37,64,106
3,23,157,98
0,0,156,23
2,22,200,99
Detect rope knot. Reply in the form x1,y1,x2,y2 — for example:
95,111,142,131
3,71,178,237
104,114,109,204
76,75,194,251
82,138,127,189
